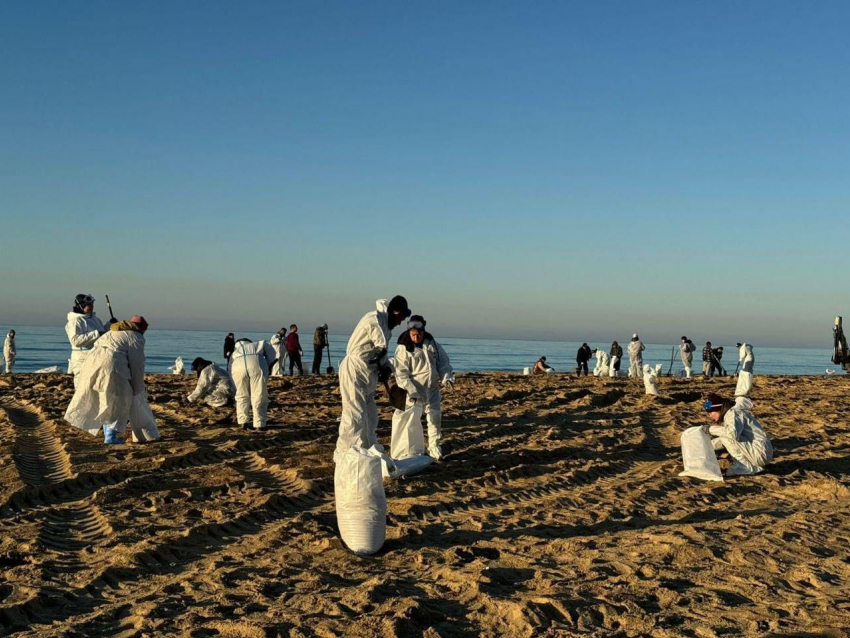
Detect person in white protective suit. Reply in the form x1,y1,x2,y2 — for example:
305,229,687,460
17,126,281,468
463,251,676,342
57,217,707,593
228,338,277,431
334,296,411,463
186,357,235,408
703,392,773,475
593,348,610,377
390,315,454,461
628,333,645,378
680,336,695,378
65,294,111,386
3,330,15,373
270,328,287,376
64,316,149,445
736,342,755,373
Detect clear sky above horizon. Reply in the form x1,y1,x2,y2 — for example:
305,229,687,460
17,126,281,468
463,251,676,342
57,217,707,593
1,1,848,348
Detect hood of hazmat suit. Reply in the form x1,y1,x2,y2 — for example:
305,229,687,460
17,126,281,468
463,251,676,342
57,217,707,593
64,330,146,436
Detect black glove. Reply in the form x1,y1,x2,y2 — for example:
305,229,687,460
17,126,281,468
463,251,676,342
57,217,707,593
378,364,392,384
107,317,119,325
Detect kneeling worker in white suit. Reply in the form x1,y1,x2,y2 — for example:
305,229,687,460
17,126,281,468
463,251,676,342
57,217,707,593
334,296,411,462
703,392,773,476
187,357,235,408
391,315,453,461
228,339,277,431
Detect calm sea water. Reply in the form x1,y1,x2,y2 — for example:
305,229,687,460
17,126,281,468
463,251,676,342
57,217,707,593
0,324,838,376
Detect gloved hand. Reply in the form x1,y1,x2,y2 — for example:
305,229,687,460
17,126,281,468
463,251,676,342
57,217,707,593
441,373,454,388
107,317,119,326
378,364,392,384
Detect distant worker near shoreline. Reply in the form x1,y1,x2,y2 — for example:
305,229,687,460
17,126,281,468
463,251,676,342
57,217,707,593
312,324,329,374
680,336,695,378
628,334,645,378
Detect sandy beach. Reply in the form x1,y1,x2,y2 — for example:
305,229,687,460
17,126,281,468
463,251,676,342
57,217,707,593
1,372,849,637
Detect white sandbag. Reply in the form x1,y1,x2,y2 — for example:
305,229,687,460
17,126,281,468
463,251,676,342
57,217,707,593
34,365,64,374
735,371,753,397
335,445,387,555
609,356,619,377
168,357,185,374
129,393,160,442
523,367,531,376
643,364,659,396
391,401,425,459
545,367,555,375
678,426,724,482
654,363,664,376
383,454,433,478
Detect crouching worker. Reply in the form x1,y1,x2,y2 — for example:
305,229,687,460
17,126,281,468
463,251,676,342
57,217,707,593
391,315,453,462
704,392,773,476
532,356,552,375
229,339,277,431
64,316,149,445
187,357,235,407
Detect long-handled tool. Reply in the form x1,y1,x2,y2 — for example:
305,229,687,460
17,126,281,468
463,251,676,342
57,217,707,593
105,295,117,322
325,339,335,374
667,346,676,376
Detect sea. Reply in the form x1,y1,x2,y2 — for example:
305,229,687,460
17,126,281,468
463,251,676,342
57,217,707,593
0,325,839,376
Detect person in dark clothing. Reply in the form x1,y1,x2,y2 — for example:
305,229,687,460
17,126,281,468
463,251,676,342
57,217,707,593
286,324,304,376
610,341,623,375
702,342,713,377
712,347,725,376
312,324,329,374
223,333,236,362
575,343,593,376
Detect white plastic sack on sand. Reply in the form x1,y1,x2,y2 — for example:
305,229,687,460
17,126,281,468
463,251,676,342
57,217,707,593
168,357,185,374
678,426,723,482
545,367,556,375
735,371,753,397
654,363,664,376
129,393,160,442
335,445,388,555
391,401,425,460
523,367,531,376
387,455,433,478
34,366,63,374
643,365,659,396
609,356,619,377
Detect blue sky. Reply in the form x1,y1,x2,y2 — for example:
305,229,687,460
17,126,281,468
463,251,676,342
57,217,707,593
1,1,848,347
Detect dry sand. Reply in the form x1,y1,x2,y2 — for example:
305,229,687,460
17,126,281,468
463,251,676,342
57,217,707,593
1,371,849,637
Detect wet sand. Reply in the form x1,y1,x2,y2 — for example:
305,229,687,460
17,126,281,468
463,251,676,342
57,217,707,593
1,372,849,637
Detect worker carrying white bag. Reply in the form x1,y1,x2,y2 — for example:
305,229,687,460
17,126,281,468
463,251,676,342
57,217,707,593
680,393,773,481
335,444,391,555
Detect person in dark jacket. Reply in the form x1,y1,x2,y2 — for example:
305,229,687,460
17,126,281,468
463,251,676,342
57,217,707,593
702,342,713,377
312,324,329,374
610,341,623,375
712,346,725,376
286,324,304,376
224,333,236,362
575,343,593,376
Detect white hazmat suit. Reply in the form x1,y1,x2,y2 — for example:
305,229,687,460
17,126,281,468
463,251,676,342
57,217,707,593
709,397,773,476
187,363,235,408
334,300,393,462
593,350,610,377
229,340,277,430
65,311,106,385
391,334,453,460
3,333,15,373
680,342,694,378
628,338,645,378
64,327,146,438
738,343,754,373
270,333,288,376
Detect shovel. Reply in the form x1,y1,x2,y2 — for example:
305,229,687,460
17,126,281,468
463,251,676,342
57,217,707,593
325,342,335,374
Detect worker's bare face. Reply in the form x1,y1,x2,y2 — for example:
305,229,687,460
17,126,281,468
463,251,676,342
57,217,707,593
410,329,424,344
83,304,94,314
707,410,723,423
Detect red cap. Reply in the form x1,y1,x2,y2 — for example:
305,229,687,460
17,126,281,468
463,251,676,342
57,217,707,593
130,316,149,333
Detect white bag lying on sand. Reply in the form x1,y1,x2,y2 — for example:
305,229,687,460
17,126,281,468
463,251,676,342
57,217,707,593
129,393,160,442
383,454,433,479
735,371,753,397
335,444,388,555
545,367,555,375
34,366,64,374
168,357,185,374
523,367,531,376
679,426,723,482
643,364,659,396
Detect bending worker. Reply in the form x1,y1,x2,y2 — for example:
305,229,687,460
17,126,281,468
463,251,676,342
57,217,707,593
334,296,411,462
187,357,235,407
391,315,453,461
532,356,552,375
229,338,277,431
3,330,15,373
628,333,645,378
64,316,149,445
575,343,593,376
65,294,109,386
703,392,773,476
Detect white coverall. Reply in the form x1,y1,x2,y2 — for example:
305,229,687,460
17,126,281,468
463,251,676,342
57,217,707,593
593,350,610,377
391,337,453,460
738,343,754,373
3,333,15,373
680,343,694,378
628,340,645,378
64,329,146,436
65,311,106,385
229,340,277,430
187,363,235,408
334,300,393,462
270,333,288,376
709,397,773,475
